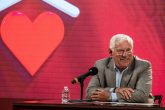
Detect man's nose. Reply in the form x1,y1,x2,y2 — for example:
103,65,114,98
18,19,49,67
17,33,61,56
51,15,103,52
122,51,127,56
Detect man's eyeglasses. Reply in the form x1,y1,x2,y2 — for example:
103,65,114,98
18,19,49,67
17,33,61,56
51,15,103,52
115,48,132,55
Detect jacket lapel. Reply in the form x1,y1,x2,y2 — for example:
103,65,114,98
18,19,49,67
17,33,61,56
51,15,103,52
104,58,116,87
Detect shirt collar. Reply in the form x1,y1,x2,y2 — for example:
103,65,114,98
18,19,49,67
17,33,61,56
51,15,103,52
114,64,128,73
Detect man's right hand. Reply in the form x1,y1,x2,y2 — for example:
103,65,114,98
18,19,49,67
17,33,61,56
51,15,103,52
90,88,111,101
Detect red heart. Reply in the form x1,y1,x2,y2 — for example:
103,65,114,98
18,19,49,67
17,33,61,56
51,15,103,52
1,11,64,76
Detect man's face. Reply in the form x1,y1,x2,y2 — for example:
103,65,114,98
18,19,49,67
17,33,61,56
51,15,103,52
111,40,133,69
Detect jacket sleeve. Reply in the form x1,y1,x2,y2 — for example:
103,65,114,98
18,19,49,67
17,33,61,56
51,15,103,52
86,59,106,99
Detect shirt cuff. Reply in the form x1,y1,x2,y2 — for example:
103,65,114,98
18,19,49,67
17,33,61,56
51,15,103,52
109,88,114,92
111,93,118,102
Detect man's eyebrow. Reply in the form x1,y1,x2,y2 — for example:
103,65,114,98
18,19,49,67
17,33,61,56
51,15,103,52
0,0,80,18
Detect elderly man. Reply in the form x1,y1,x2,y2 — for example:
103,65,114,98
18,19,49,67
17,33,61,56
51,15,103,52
86,34,153,103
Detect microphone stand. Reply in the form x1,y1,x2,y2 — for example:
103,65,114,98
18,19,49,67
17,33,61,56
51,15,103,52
76,78,91,102
79,78,84,101
70,76,94,102
69,78,85,102
70,67,98,103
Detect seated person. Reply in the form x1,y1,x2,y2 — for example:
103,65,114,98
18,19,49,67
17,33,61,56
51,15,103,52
86,34,153,103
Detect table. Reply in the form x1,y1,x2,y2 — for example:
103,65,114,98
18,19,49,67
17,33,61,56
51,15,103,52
13,99,165,110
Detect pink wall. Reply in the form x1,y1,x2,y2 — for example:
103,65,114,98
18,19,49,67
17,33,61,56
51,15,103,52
0,0,165,105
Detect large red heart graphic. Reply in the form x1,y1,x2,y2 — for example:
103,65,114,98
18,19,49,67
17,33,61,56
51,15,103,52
1,11,64,76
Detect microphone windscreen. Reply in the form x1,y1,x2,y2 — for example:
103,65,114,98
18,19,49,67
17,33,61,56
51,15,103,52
89,67,98,75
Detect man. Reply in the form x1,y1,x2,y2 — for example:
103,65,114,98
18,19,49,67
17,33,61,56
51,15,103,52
86,34,153,103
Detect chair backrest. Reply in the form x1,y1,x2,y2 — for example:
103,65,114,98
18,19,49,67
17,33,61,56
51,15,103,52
154,95,163,106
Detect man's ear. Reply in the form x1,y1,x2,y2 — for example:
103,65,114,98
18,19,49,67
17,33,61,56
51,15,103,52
108,49,112,55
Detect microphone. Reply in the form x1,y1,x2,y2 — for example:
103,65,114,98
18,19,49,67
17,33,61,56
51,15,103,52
71,67,98,84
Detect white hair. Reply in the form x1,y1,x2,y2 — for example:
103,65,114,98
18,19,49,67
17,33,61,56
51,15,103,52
109,34,133,51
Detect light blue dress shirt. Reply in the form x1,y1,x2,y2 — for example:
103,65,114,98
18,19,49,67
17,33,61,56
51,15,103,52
110,65,128,101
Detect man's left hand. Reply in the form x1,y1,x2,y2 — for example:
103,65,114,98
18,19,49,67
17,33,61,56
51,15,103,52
115,87,134,100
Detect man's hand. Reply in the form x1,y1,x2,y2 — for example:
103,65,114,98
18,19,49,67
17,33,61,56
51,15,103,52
90,89,111,101
115,87,134,100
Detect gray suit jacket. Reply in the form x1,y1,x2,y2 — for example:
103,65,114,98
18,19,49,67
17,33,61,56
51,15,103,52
86,56,153,103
